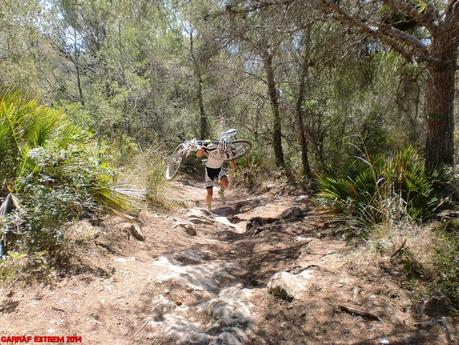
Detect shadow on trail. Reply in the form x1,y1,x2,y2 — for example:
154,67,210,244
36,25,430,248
211,196,272,217
194,221,307,289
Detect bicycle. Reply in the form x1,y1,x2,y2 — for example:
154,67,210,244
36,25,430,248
164,129,252,180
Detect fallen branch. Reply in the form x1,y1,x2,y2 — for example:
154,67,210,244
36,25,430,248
441,317,457,345
131,318,151,339
338,304,384,323
390,238,408,261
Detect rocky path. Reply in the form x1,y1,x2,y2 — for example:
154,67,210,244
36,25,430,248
0,179,455,345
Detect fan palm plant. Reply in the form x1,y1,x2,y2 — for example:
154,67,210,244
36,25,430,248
0,90,129,255
318,147,453,226
0,90,84,193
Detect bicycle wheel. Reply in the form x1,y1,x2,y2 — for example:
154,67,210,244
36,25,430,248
165,143,188,180
230,140,252,160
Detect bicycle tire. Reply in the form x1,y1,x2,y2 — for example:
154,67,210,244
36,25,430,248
230,140,252,160
165,143,189,180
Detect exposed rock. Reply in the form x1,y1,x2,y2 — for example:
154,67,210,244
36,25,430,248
176,222,197,236
239,204,257,213
205,287,253,345
294,236,313,243
206,287,252,328
265,183,275,190
173,250,211,265
151,295,176,321
227,215,244,223
279,206,304,219
295,195,309,202
188,215,214,225
245,216,279,234
267,270,314,301
421,291,454,317
187,209,215,225
128,223,145,241
150,256,236,292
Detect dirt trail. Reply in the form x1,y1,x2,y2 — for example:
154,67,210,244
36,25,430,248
0,179,455,345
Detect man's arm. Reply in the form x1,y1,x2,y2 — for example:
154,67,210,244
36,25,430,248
196,148,207,158
230,159,237,170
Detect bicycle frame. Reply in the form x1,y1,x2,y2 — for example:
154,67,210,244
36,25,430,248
179,128,238,155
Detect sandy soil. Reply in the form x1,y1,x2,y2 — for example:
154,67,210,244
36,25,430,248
0,178,457,345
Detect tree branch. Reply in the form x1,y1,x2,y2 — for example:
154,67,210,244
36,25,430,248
382,0,438,33
320,0,434,63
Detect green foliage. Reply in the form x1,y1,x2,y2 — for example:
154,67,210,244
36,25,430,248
432,223,459,309
233,143,275,188
318,147,453,226
0,89,86,193
0,90,129,260
0,250,56,284
146,158,167,207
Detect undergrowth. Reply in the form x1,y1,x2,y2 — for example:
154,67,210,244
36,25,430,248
318,147,453,227
431,221,459,309
232,143,275,189
0,90,130,284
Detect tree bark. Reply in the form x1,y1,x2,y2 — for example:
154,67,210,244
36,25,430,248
190,30,209,139
295,27,312,178
424,32,457,170
197,71,208,139
263,51,285,168
73,28,84,106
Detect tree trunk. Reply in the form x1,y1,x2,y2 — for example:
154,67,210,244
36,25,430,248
73,28,84,106
424,35,457,170
189,30,209,139
296,27,313,179
263,52,285,168
197,71,208,139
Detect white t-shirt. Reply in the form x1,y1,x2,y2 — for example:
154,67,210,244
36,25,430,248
206,154,225,169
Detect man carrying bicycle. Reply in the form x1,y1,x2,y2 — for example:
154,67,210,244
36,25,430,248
196,137,237,210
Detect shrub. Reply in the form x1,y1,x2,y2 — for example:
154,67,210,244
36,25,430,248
113,143,167,207
0,90,86,194
0,90,129,263
233,143,275,189
318,147,453,226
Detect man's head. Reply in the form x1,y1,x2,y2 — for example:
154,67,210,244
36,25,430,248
218,137,230,152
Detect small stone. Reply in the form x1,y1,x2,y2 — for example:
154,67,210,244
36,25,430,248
422,291,453,317
267,271,314,301
295,195,309,202
129,224,145,241
240,204,256,213
176,222,197,236
379,337,390,344
278,207,304,219
188,215,214,225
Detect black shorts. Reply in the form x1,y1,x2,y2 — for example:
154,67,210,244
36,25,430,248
205,166,226,188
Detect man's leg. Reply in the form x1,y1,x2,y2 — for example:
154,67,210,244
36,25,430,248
218,175,229,204
206,186,213,210
220,176,229,191
204,167,214,210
